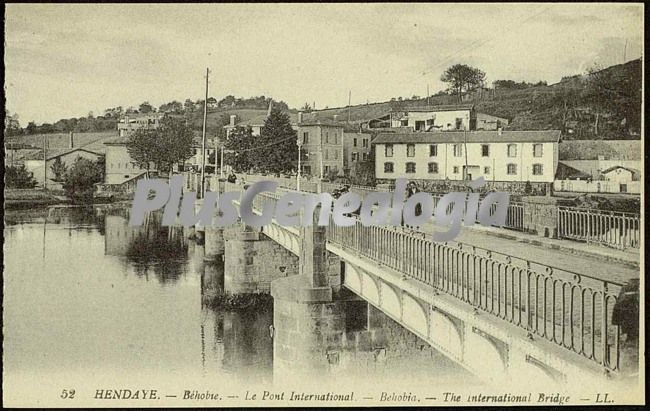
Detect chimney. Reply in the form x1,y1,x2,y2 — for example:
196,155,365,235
69,131,74,148
333,114,339,122
230,115,237,126
298,111,303,123
497,127,502,136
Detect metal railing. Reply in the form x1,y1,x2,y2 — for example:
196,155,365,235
327,217,623,372
235,173,640,247
241,190,624,372
558,207,641,249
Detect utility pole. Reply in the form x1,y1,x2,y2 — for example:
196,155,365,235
348,90,352,122
427,84,430,106
623,39,628,62
200,67,210,198
43,136,48,190
220,143,224,179
297,138,302,191
463,125,469,180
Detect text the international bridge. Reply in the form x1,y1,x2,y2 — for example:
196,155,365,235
226,182,625,374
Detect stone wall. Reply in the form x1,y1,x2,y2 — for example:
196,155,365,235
223,222,299,294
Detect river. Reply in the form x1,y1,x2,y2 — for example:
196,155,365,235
3,205,476,405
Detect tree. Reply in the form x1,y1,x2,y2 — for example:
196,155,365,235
300,102,313,112
139,101,154,114
62,157,104,202
25,121,38,134
5,111,21,136
223,126,255,172
254,107,300,175
50,157,68,182
184,99,195,113
126,116,194,178
5,165,38,188
441,64,486,102
126,129,157,177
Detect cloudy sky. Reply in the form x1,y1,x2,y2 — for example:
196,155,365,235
5,3,643,124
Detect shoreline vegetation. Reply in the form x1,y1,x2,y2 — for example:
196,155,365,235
4,189,132,210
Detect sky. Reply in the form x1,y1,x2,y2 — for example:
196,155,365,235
4,3,643,125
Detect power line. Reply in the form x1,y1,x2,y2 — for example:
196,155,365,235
418,5,552,81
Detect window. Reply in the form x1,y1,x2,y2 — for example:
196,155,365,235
324,165,330,173
353,138,357,147
428,162,439,173
303,132,309,144
415,120,426,131
481,144,490,157
532,164,543,175
351,152,359,162
453,166,459,174
453,144,463,157
384,162,394,173
484,166,490,174
385,144,393,157
324,149,329,160
507,163,517,175
333,150,338,160
362,153,369,161
407,143,415,157
533,144,543,157
429,144,438,157
455,118,463,129
405,162,416,173
362,138,368,148
507,144,517,157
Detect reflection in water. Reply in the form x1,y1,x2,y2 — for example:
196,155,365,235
105,209,187,284
4,204,471,392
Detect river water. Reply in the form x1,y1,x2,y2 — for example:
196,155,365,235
4,205,476,404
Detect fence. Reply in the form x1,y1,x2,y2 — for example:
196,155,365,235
327,216,623,372
558,207,641,249
235,173,640,247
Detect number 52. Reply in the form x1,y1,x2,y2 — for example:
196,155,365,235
61,389,75,399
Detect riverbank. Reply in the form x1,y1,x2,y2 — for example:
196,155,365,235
5,189,68,209
5,189,132,210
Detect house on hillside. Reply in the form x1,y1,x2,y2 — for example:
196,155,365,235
117,113,165,137
374,129,560,184
223,111,299,137
476,112,509,131
389,104,476,131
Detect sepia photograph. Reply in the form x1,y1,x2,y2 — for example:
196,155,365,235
3,2,644,407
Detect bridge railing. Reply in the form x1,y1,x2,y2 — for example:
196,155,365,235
327,217,623,373
558,206,641,249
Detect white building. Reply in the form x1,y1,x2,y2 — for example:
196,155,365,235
390,104,476,131
374,130,560,183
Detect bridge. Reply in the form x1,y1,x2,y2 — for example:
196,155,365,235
190,178,638,388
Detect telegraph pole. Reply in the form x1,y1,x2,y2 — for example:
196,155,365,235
463,126,469,180
43,136,48,190
348,90,352,122
200,67,210,198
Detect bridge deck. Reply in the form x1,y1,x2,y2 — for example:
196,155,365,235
416,221,639,285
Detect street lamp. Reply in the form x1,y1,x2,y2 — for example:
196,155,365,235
296,138,302,192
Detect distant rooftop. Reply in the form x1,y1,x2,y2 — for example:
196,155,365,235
374,130,561,144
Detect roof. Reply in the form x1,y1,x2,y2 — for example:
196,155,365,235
601,165,640,175
224,111,299,128
555,162,593,180
558,139,641,161
397,104,475,113
373,130,561,144
21,147,104,161
298,120,345,128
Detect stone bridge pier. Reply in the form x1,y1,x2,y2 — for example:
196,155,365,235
270,208,367,383
223,221,299,295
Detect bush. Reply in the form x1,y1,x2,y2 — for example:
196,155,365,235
5,165,38,188
62,157,103,203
